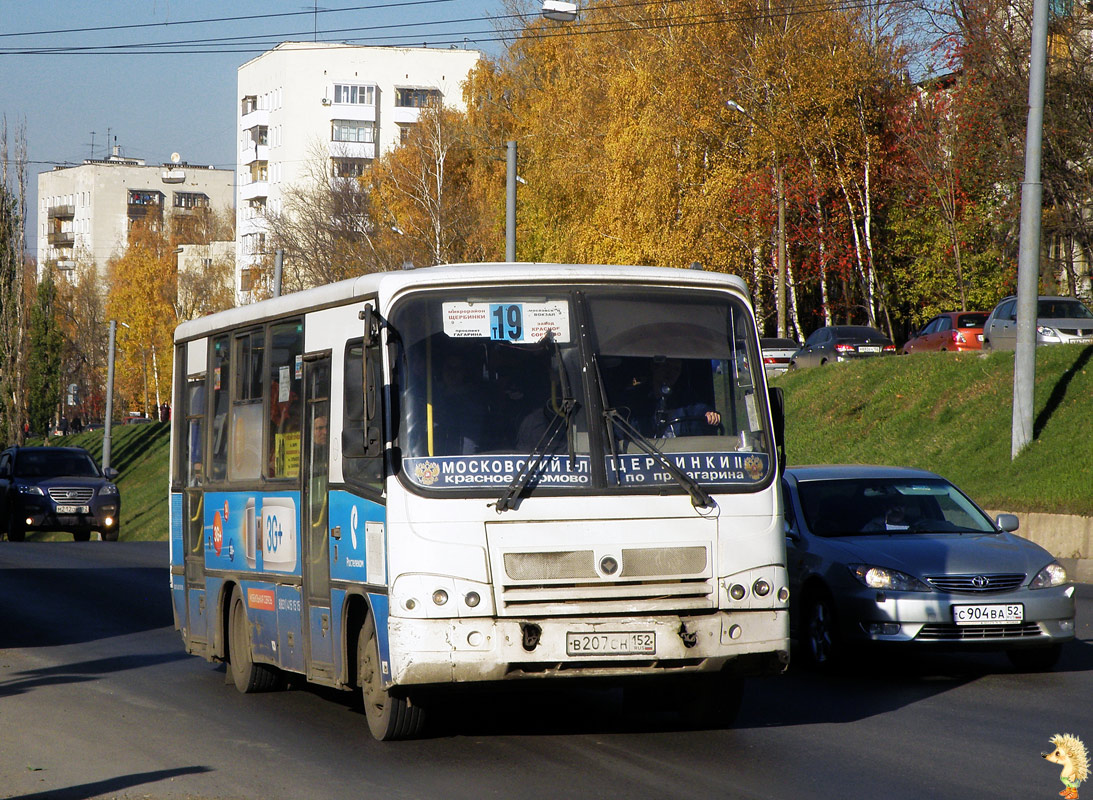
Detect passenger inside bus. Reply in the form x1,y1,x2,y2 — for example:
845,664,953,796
615,356,722,438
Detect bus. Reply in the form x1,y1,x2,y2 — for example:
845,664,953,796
169,262,790,740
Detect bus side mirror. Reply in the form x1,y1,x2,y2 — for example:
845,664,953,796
768,386,786,474
360,303,379,347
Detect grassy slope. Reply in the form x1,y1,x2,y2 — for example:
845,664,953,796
774,343,1093,515
23,345,1092,540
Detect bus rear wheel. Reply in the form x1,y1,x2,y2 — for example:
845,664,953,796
359,613,424,740
228,587,280,693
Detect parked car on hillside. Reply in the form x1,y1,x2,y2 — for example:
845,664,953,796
0,446,121,542
760,338,799,378
901,311,989,354
789,325,895,369
982,295,1093,351
783,465,1074,672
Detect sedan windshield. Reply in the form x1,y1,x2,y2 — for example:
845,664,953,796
15,450,99,478
1038,299,1093,319
796,477,997,536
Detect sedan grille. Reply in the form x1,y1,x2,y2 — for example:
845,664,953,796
924,573,1026,594
47,487,95,504
916,622,1043,641
1058,328,1093,336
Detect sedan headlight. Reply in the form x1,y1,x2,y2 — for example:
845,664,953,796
851,564,931,592
1030,561,1068,589
1036,325,1060,340
99,484,118,496
17,484,44,495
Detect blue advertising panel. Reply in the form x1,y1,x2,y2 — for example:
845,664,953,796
328,490,386,585
203,491,302,576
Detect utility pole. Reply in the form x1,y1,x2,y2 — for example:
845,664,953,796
506,141,517,262
1012,0,1049,459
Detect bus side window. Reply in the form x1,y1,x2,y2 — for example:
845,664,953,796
230,328,265,481
208,335,230,482
343,338,383,494
268,320,304,480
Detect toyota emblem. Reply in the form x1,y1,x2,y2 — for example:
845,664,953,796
972,575,989,589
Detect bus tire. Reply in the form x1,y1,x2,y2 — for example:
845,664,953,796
228,587,280,693
359,613,424,740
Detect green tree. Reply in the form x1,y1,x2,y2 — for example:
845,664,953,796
26,268,63,434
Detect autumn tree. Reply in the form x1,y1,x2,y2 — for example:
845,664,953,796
25,267,63,434
0,117,28,445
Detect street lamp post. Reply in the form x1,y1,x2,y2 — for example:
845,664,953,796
728,100,786,338
103,320,117,472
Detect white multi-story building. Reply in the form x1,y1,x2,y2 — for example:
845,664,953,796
235,41,482,299
38,151,234,281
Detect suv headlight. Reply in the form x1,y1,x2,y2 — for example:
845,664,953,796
851,564,931,592
99,484,118,496
1030,561,1068,589
17,484,44,495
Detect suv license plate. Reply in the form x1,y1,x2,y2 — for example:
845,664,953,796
566,632,655,656
952,604,1023,625
55,504,89,514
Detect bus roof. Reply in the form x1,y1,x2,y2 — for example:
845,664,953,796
173,262,751,343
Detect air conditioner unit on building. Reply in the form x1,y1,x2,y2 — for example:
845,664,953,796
321,97,332,106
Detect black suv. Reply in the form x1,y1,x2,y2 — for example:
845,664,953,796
0,447,121,541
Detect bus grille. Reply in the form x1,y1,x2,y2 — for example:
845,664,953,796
498,546,713,616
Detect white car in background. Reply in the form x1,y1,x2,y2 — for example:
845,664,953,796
982,295,1093,351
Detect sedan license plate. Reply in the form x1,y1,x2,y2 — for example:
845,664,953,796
952,604,1023,625
55,504,89,514
858,346,881,353
566,631,655,656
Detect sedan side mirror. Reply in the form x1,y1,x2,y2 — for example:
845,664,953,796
996,513,1020,532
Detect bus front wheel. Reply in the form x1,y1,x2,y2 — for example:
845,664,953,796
228,587,280,693
359,613,425,740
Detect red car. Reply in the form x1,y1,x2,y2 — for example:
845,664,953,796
901,311,989,354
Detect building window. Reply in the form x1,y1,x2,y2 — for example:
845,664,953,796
333,84,375,105
248,125,268,146
174,192,210,209
241,95,258,115
331,120,376,143
398,124,414,144
128,190,162,206
331,158,371,179
395,88,442,108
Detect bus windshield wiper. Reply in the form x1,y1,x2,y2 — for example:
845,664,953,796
593,354,715,511
491,333,578,513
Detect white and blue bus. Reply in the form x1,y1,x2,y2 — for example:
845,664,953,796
169,263,790,740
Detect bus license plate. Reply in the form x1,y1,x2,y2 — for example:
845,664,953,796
566,631,655,656
952,604,1023,625
55,505,89,514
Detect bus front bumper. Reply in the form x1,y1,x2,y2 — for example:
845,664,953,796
386,610,789,686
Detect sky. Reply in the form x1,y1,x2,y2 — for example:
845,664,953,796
0,0,518,257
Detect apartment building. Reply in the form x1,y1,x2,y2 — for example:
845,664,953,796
38,151,235,281
235,41,482,300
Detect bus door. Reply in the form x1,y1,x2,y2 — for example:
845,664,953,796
182,373,208,648
301,354,335,681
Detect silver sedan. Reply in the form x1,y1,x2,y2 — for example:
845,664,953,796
783,465,1075,671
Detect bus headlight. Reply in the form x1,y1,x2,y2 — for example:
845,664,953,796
391,575,494,618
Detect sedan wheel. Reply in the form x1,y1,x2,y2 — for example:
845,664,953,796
801,594,840,669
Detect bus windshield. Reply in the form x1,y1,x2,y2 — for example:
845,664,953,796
392,285,772,493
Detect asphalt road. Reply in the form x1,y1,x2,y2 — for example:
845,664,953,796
2,542,1092,800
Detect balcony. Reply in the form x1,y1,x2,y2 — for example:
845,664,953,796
392,106,422,125
48,231,75,247
241,107,270,130
240,143,270,165
328,141,375,160
240,181,269,201
48,205,75,220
